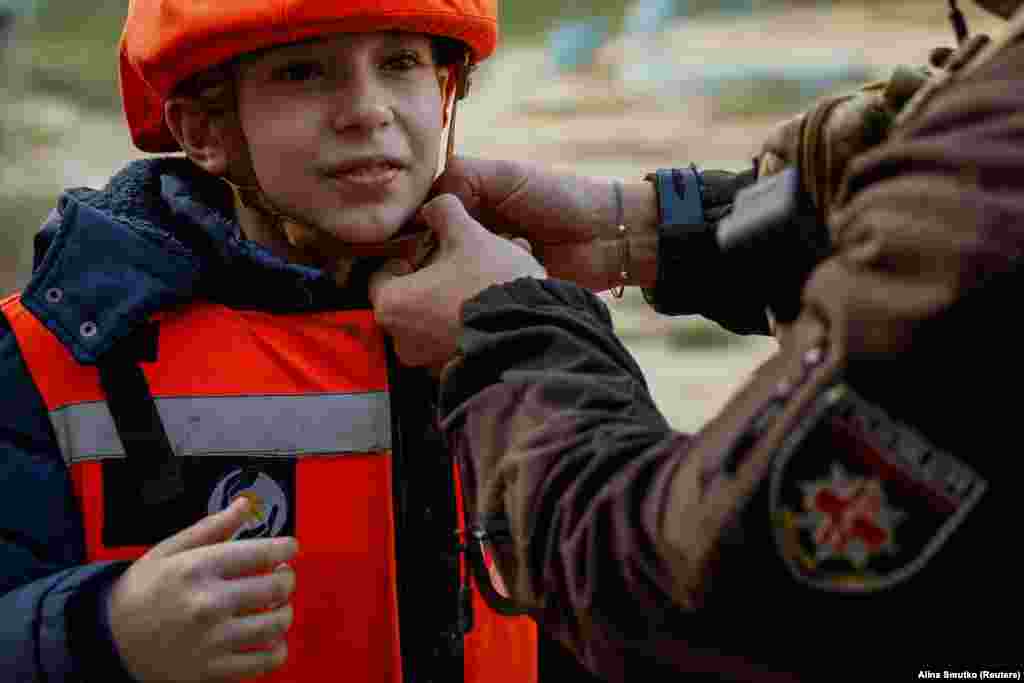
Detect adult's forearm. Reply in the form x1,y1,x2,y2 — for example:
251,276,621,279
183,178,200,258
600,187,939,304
621,180,660,289
532,177,659,291
439,278,793,681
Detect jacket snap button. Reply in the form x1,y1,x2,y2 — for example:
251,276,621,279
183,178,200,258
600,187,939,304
45,288,63,304
79,321,98,338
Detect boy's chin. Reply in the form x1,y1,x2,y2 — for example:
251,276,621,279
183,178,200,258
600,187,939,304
283,212,426,264
315,206,418,245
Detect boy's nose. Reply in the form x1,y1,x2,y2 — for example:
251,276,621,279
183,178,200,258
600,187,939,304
330,80,395,134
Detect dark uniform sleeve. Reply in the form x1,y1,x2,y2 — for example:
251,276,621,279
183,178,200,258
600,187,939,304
440,279,799,681
0,312,135,682
439,36,1024,682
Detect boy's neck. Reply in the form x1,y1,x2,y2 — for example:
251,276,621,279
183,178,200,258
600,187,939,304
233,197,357,286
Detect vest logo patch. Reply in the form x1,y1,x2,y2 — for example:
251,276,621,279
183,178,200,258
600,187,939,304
769,384,986,593
102,458,296,547
209,468,290,540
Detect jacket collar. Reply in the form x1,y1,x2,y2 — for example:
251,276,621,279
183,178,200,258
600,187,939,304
20,157,373,365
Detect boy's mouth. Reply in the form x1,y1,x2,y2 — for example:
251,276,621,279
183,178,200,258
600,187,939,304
327,157,405,188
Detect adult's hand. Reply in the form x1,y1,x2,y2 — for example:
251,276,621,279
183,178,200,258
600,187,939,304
432,157,658,291
107,497,299,682
757,65,930,216
369,193,547,369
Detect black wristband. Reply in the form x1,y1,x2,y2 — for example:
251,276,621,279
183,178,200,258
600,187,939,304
641,166,706,313
645,166,704,226
640,166,770,334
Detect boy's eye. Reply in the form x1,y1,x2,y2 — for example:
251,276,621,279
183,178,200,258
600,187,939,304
383,51,426,72
272,61,325,83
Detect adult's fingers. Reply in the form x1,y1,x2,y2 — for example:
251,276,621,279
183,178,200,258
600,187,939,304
368,258,414,309
418,193,488,246
191,536,299,580
436,158,548,237
147,497,251,560
432,156,523,215
504,236,533,254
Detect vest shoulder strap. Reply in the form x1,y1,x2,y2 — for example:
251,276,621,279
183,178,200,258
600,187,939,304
385,339,468,682
96,319,185,505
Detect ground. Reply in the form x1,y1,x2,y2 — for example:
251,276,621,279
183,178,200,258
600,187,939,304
0,3,1003,430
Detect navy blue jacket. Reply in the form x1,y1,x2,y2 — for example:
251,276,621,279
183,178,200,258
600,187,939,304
0,158,379,682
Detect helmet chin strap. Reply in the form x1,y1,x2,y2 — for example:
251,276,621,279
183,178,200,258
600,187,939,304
224,52,473,282
948,0,970,43
445,51,473,161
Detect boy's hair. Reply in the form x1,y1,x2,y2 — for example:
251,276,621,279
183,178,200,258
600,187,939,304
171,34,467,114
432,35,470,68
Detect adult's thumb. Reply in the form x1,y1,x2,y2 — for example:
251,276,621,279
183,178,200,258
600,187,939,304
418,193,476,244
149,497,252,559
368,258,414,306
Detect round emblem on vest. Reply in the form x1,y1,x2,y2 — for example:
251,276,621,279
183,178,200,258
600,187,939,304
208,468,289,540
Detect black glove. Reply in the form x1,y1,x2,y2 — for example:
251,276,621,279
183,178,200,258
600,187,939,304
643,166,772,336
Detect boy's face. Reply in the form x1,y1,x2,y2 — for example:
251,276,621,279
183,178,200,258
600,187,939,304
235,32,446,244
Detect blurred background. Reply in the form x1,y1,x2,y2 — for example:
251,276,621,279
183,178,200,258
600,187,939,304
0,0,1004,429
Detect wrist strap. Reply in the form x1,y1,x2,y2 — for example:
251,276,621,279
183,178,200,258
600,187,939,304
644,166,704,227
641,166,705,310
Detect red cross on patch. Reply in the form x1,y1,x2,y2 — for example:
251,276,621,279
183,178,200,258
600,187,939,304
797,464,903,567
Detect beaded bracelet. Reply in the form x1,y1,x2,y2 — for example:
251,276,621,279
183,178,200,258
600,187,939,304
611,180,629,298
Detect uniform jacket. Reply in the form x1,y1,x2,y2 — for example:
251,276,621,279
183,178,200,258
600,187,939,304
0,156,537,682
438,20,1024,683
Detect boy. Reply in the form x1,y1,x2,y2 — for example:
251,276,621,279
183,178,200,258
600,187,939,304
0,1,537,681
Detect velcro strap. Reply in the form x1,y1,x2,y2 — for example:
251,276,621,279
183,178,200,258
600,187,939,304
650,166,704,227
97,321,184,506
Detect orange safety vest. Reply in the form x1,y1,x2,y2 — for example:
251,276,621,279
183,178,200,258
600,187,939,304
2,294,537,683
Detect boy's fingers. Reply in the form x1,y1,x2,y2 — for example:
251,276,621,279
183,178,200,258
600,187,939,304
206,641,289,681
214,604,295,651
193,537,300,580
222,568,297,616
148,497,251,559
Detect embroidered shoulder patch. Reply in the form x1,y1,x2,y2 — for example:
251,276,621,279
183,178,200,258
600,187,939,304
769,384,986,593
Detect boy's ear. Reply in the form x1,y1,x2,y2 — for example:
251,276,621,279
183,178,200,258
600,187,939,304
164,97,231,176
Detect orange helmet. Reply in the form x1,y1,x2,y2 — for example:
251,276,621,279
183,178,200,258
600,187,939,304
120,0,498,153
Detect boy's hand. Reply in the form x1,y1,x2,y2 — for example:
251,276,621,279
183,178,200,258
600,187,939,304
433,157,641,291
369,193,546,369
107,497,299,683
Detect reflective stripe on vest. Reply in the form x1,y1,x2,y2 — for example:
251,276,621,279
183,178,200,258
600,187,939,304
3,295,536,683
49,392,391,464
